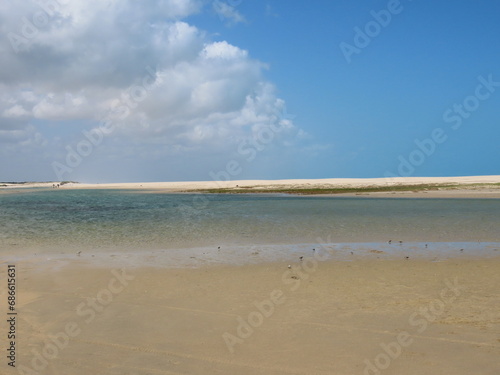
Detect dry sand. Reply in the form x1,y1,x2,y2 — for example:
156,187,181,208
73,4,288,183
2,175,500,198
2,176,499,374
3,255,499,375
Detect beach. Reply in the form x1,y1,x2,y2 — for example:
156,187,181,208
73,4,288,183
2,175,500,198
2,0,499,373
3,255,499,375
0,179,499,374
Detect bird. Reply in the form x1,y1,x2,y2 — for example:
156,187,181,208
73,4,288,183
388,240,392,244
287,265,291,269
299,256,303,261
405,256,409,259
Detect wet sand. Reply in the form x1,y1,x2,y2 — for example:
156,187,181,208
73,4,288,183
3,255,499,375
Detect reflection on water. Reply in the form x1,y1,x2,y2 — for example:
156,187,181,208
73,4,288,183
0,189,499,253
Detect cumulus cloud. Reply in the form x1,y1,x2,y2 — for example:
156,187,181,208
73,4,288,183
2,104,30,118
0,0,317,181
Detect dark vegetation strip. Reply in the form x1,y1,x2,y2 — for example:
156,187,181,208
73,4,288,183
186,183,500,195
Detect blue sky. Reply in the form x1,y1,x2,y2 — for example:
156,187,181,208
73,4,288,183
0,0,499,182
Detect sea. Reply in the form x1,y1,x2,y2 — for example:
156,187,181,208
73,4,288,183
1,188,499,267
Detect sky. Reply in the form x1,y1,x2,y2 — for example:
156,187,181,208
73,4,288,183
0,0,499,183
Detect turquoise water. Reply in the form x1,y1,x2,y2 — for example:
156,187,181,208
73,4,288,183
1,189,499,255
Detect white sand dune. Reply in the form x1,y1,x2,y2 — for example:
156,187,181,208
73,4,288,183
3,175,497,189
2,175,500,197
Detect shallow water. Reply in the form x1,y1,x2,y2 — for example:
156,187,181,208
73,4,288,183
0,189,499,255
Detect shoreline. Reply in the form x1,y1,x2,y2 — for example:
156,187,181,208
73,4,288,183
2,179,499,374
2,175,500,198
2,241,500,270
5,253,500,374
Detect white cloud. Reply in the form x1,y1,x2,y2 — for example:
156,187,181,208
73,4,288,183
2,104,30,118
0,0,319,181
201,41,248,60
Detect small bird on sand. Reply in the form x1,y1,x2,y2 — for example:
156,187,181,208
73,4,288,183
288,265,291,269
299,256,303,261
388,240,392,244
